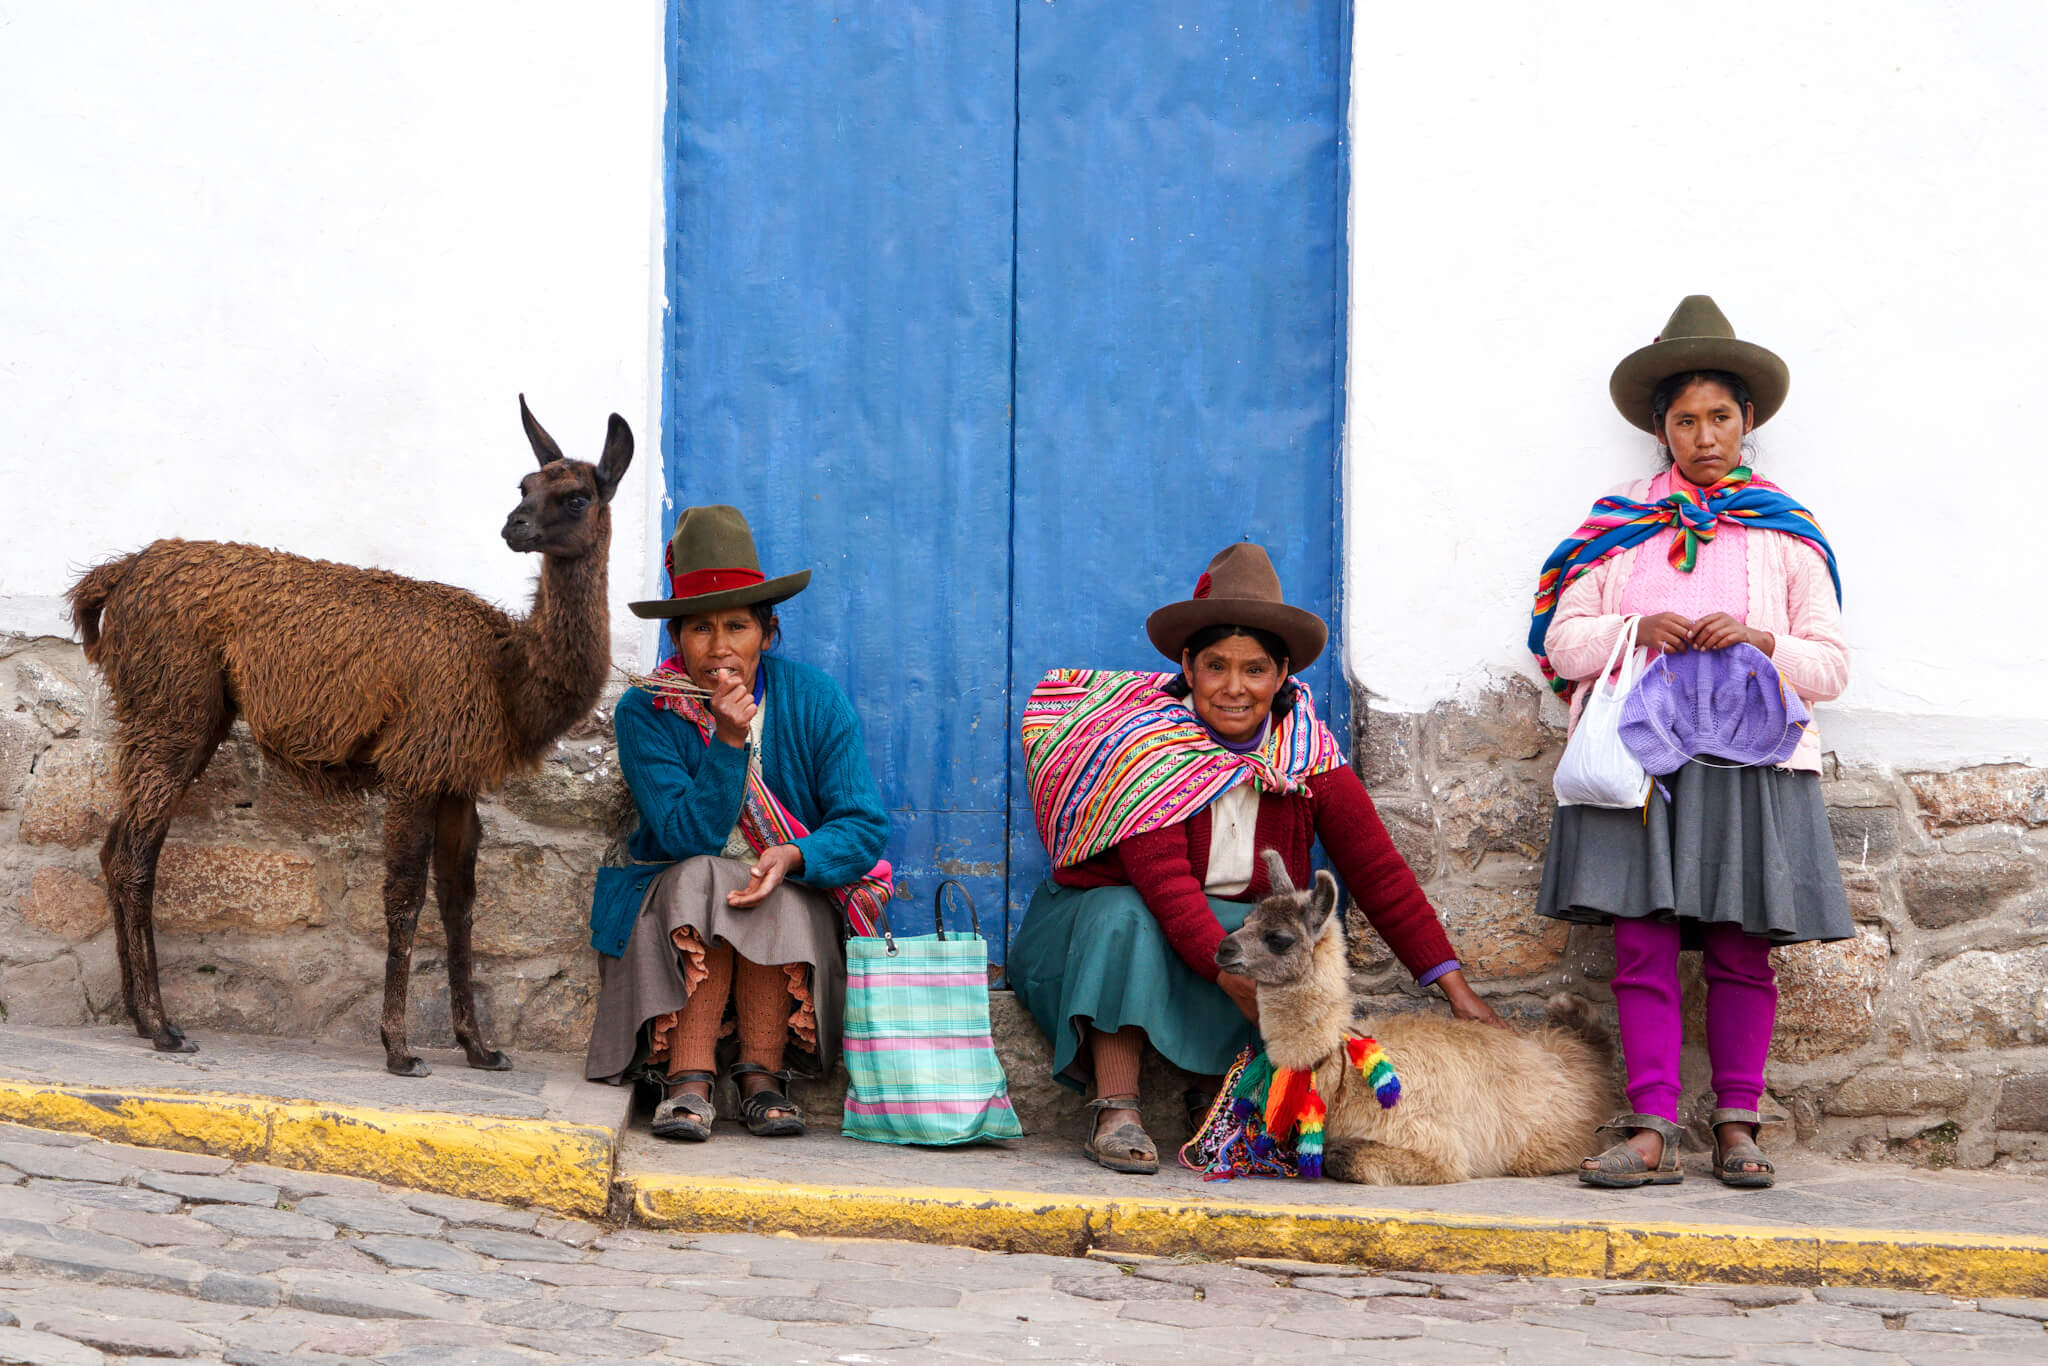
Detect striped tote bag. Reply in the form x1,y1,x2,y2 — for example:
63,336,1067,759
841,881,1023,1145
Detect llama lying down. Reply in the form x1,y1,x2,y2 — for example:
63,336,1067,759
1212,851,1616,1185
68,397,631,1076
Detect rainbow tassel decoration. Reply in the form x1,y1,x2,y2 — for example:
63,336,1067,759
1345,1035,1402,1109
1182,1039,1403,1182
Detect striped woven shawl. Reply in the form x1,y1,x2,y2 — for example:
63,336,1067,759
1022,669,1348,870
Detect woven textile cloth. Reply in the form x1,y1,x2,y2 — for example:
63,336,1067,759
1022,669,1348,870
647,658,893,936
1528,466,1840,698
839,929,1023,1146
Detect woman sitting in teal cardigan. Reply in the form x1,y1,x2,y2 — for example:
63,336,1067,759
584,506,890,1143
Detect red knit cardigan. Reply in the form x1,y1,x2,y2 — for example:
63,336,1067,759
1052,766,1458,984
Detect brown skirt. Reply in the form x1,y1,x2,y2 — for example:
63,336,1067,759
584,855,845,1085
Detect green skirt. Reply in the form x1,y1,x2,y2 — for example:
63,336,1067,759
1009,880,1259,1091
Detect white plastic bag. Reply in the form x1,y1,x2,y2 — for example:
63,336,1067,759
1552,614,1654,809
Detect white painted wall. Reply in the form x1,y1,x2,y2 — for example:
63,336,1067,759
1346,0,2048,769
0,2,666,664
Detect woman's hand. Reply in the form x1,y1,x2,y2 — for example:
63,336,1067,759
708,668,756,748
727,843,803,908
1435,970,1508,1030
1217,970,1260,1024
1691,612,1775,656
1634,612,1696,656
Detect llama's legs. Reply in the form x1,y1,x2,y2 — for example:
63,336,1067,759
101,728,224,1053
380,795,439,1077
433,794,507,1071
1324,1139,1462,1186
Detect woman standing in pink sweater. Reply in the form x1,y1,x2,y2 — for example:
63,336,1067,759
1530,297,1850,1190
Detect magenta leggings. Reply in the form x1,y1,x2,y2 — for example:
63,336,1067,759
1611,919,1776,1122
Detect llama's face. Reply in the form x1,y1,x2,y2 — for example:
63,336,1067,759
502,401,633,558
1215,854,1340,987
505,459,607,557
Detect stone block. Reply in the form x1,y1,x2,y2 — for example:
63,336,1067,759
1899,853,2040,929
284,1274,458,1320
1372,795,1439,883
1826,803,1901,866
1428,864,1570,981
295,1195,443,1237
469,844,599,957
1432,768,1553,867
19,740,116,847
1918,944,2048,1051
0,955,88,1027
1424,674,1553,765
1771,926,1889,1062
173,728,259,821
1825,1066,1974,1117
1356,706,1420,791
20,868,109,941
152,843,321,933
191,1205,334,1240
30,1312,216,1360
0,709,42,810
1995,1075,2048,1132
494,751,633,834
1906,765,2048,830
509,965,600,1053
0,1325,107,1366
17,658,90,738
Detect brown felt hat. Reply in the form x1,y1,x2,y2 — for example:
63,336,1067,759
1609,295,1789,433
1145,543,1327,671
628,505,811,619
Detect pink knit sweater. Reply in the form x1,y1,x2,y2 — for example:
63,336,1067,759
1547,474,1849,774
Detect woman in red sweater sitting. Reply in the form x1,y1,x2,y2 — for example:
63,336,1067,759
1010,543,1500,1174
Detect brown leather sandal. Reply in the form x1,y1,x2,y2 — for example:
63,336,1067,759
651,1069,715,1142
1579,1113,1684,1188
1083,1096,1158,1175
1711,1108,1777,1188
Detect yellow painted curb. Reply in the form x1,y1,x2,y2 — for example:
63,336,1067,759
622,1172,2048,1298
0,1078,614,1220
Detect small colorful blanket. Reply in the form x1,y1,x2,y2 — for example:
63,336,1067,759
1528,466,1842,698
641,659,894,937
1021,669,1347,870
1181,1040,1402,1181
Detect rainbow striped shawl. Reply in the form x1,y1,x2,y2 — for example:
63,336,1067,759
1022,669,1347,871
646,660,893,936
1529,466,1841,697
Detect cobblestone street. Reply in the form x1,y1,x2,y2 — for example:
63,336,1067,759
0,1123,2041,1365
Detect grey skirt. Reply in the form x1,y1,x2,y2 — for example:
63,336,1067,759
1537,761,1853,945
585,855,845,1085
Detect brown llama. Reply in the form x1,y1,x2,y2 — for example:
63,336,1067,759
1213,850,1617,1184
68,397,632,1076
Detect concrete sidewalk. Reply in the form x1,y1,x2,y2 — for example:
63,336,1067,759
1,1023,2045,1298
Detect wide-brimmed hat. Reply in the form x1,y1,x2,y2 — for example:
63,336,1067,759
1609,295,1789,434
628,505,811,619
1144,543,1326,671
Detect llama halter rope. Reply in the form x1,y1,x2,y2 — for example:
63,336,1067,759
1180,1037,1402,1181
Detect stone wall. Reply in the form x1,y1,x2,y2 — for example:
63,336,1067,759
1352,673,2048,1172
0,634,625,1058
8,626,2046,1171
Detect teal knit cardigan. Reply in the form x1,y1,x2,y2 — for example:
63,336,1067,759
588,653,890,958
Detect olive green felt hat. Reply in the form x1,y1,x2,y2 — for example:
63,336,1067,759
628,505,811,619
1145,542,1327,671
1609,295,1789,433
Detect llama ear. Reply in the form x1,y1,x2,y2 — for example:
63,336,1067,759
1259,848,1294,896
595,414,634,500
1305,869,1340,938
519,394,566,468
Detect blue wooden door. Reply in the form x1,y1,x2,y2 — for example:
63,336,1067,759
664,2,1348,956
